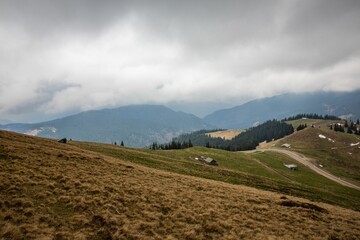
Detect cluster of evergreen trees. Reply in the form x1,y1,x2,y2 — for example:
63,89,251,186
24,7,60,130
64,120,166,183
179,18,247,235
227,120,294,151
113,141,124,146
283,113,340,121
149,114,360,151
150,140,193,150
345,120,360,133
156,120,294,151
331,119,360,134
331,124,344,132
296,123,307,131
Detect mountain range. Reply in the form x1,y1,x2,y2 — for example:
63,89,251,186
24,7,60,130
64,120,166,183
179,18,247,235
0,105,212,147
1,90,359,146
203,91,360,129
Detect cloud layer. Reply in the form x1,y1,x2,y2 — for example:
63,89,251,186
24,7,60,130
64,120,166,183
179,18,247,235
1,0,360,122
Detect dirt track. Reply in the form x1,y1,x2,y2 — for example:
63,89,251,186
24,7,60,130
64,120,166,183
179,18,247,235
260,148,360,191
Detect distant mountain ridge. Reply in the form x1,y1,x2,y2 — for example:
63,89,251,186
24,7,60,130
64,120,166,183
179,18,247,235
0,105,213,147
3,91,359,146
203,91,360,129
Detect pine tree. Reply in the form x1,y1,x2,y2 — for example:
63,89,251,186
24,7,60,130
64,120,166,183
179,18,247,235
151,142,157,150
350,121,355,131
347,127,353,134
340,125,345,132
296,124,307,131
120,141,124,146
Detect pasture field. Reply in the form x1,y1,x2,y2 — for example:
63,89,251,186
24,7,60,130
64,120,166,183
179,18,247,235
74,139,360,210
285,119,334,129
279,119,360,184
206,130,244,140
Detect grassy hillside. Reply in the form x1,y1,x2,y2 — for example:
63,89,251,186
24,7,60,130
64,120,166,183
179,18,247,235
74,139,360,211
285,118,332,129
279,119,360,184
1,130,360,239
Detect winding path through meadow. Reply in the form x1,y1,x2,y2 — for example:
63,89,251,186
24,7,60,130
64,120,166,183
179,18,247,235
249,148,360,191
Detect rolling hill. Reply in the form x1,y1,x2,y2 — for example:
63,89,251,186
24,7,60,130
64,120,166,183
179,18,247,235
203,91,360,129
1,130,360,239
0,105,213,147
276,119,360,184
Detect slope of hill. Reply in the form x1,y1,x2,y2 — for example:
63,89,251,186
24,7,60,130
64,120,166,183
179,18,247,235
0,105,213,147
276,119,360,185
204,91,360,129
74,136,360,211
1,130,360,239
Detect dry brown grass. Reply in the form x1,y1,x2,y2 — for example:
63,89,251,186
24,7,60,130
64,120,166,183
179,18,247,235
1,130,360,239
206,130,243,140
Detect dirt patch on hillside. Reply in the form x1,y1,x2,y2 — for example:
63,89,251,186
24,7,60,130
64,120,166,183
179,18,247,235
279,200,329,213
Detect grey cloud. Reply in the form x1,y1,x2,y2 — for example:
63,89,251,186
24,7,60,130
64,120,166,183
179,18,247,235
278,0,360,69
0,0,132,36
135,1,282,54
132,0,360,70
5,80,80,115
0,0,360,122
0,79,82,122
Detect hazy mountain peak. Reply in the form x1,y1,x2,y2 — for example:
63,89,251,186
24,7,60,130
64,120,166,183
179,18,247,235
204,91,360,129
1,104,213,147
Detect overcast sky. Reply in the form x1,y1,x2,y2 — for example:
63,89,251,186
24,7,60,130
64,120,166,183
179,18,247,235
1,0,360,122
